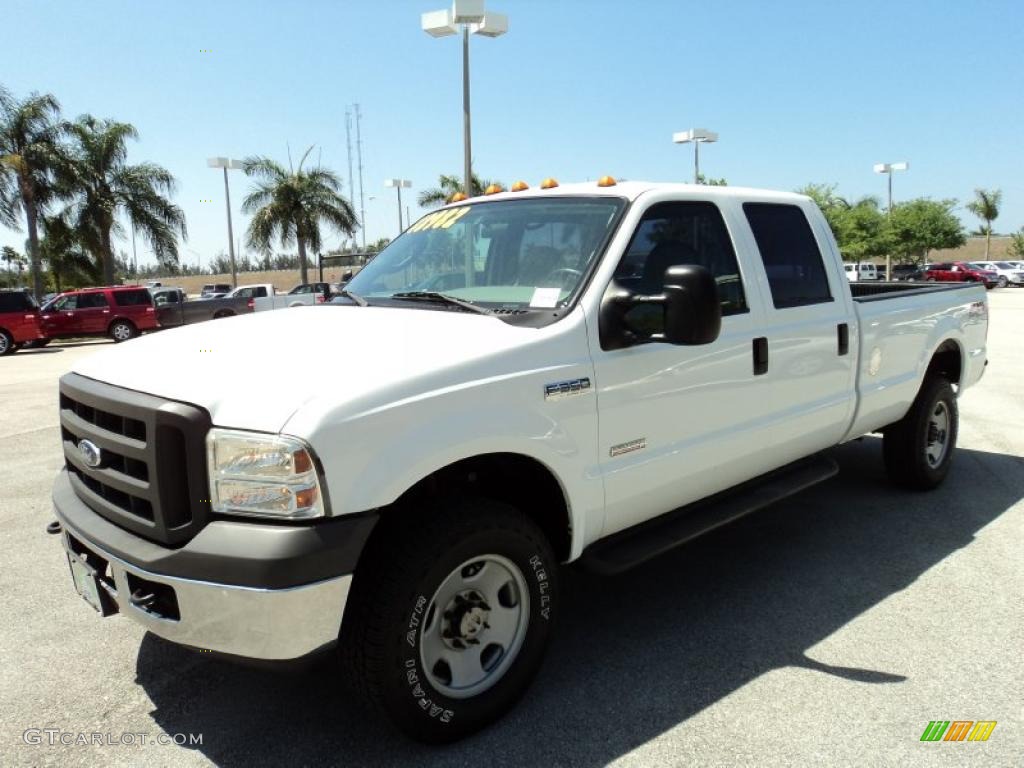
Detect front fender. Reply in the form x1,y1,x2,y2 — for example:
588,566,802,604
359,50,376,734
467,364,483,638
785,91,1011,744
291,369,604,561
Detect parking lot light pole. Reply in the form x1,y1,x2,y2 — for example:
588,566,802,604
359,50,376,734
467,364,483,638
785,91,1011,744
874,161,909,279
207,157,244,288
384,179,412,233
422,1,508,198
673,128,719,183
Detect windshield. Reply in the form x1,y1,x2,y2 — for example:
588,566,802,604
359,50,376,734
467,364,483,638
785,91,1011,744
345,197,625,311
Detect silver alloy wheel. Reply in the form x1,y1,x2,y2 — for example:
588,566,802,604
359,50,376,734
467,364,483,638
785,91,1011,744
925,401,950,467
420,554,530,700
0,334,8,354
112,322,131,341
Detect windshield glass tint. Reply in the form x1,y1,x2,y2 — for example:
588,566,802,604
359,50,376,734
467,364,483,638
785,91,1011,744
346,197,625,308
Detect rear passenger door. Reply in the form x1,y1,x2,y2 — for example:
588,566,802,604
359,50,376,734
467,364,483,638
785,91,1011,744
75,291,111,333
739,202,857,459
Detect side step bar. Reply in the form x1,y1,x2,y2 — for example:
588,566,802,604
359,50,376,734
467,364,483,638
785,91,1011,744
580,455,839,575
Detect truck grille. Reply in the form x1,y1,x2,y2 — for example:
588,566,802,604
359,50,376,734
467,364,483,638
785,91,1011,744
59,373,212,546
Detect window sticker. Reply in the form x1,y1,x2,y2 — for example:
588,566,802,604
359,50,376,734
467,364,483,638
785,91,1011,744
529,287,562,308
407,206,471,233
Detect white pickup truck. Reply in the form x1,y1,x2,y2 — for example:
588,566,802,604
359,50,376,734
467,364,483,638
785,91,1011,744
51,180,988,742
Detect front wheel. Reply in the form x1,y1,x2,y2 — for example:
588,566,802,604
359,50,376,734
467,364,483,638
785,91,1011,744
997,277,1008,288
883,376,958,490
341,497,559,743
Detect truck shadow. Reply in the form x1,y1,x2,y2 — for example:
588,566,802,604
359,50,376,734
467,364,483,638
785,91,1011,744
135,438,1022,766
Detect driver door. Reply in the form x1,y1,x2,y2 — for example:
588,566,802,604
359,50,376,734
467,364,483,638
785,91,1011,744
590,199,769,536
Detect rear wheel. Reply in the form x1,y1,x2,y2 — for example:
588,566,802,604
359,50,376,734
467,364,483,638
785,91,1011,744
341,497,559,743
883,376,958,490
997,276,1008,288
0,330,14,356
109,320,137,342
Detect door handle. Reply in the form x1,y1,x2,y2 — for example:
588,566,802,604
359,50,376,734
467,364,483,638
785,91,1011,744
837,323,849,356
753,337,769,375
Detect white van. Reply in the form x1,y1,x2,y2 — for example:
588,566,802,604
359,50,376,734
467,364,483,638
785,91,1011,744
844,262,877,282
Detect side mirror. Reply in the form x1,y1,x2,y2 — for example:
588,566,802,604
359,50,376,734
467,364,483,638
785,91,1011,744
600,264,722,350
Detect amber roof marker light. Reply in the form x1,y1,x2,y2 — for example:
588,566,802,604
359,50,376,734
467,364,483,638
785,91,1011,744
511,180,529,192
449,191,469,203
597,175,617,187
540,177,559,189
484,183,504,195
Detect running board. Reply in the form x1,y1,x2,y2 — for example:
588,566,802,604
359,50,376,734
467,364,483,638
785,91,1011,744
580,455,839,575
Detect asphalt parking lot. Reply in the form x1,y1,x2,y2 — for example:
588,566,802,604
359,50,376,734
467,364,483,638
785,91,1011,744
1,293,1021,767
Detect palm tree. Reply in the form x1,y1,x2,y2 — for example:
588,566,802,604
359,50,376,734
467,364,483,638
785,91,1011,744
241,147,358,284
0,86,65,299
965,188,1002,259
39,214,99,291
417,172,496,208
60,115,187,284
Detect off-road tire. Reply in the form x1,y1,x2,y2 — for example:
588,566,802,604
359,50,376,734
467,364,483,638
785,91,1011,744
340,497,559,743
883,376,958,490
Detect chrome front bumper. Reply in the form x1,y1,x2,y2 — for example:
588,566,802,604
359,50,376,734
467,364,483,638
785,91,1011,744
61,528,351,660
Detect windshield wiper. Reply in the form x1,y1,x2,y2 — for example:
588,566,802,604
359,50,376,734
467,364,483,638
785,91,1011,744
339,289,368,306
390,291,492,315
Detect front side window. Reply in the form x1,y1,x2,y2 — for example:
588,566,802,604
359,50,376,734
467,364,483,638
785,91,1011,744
54,295,78,310
743,203,832,308
614,201,747,316
345,197,625,315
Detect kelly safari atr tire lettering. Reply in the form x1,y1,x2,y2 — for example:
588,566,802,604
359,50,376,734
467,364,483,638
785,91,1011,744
405,596,455,725
529,555,552,620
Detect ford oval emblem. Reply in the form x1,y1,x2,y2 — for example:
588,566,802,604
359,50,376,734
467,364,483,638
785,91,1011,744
78,439,102,468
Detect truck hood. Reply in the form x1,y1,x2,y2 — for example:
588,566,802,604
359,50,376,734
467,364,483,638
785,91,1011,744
71,306,545,433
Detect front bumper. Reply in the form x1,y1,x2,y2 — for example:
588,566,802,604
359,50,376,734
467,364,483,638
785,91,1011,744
53,468,378,660
61,528,351,659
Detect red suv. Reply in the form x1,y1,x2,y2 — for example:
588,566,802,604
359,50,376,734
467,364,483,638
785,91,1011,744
923,262,999,288
40,286,157,343
0,290,45,355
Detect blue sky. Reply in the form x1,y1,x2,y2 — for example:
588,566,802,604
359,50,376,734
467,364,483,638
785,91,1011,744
2,0,1022,270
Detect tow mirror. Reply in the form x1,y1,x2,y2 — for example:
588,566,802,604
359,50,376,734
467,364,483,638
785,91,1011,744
600,264,722,350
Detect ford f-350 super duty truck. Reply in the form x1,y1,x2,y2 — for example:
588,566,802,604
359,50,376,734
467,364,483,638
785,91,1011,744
50,180,988,742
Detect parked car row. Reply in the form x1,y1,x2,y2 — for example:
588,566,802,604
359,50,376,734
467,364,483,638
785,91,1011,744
0,280,344,355
844,260,1024,289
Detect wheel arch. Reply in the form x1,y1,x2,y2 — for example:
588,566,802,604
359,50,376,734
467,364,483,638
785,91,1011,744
107,316,137,333
373,452,573,563
924,337,964,389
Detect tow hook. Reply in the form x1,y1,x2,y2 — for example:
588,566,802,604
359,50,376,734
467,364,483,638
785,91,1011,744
129,589,157,609
45,521,62,535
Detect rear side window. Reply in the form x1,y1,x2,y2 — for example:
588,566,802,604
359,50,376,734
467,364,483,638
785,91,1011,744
743,203,832,308
112,289,152,306
76,292,110,309
0,292,33,312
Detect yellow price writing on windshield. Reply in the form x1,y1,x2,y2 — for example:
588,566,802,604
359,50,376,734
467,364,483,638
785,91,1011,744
408,206,471,233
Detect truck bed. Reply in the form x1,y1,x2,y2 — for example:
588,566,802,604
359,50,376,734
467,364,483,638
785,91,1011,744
849,281,978,302
842,279,987,442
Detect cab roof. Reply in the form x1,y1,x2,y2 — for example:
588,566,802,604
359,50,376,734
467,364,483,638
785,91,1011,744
440,180,810,207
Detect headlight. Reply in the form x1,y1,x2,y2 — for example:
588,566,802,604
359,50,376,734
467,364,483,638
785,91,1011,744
206,428,325,519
